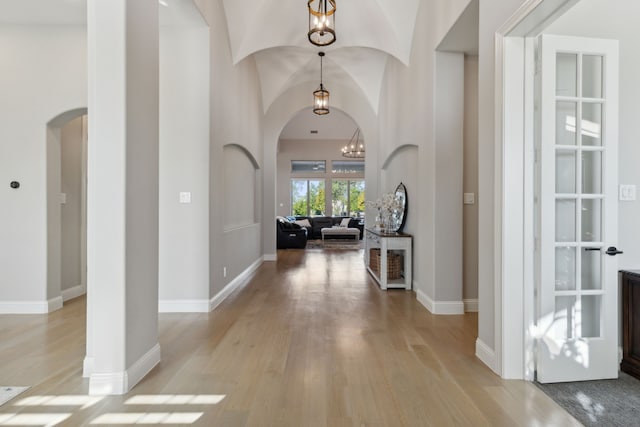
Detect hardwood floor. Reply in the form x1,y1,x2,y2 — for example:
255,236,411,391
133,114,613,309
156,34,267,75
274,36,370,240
0,249,579,426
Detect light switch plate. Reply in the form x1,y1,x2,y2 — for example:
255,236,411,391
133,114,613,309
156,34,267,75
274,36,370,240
463,193,475,205
179,192,191,204
619,185,637,201
60,193,67,204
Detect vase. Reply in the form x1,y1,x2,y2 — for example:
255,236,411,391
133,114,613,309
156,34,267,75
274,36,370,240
374,210,384,230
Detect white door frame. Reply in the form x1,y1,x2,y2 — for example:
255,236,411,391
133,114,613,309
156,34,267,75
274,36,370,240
496,0,582,379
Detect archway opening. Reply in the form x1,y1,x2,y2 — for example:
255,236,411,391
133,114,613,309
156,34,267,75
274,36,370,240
276,107,366,246
47,108,88,307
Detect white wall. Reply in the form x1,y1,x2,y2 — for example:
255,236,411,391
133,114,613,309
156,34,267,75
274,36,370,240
434,51,464,306
464,55,479,301
0,25,87,310
377,0,469,310
545,0,640,271
60,116,85,293
224,145,257,229
276,138,365,218
195,0,265,294
158,26,210,305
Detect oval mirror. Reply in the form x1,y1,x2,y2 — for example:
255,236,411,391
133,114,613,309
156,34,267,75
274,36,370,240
391,182,407,233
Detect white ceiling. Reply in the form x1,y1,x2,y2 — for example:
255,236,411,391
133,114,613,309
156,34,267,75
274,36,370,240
0,0,426,140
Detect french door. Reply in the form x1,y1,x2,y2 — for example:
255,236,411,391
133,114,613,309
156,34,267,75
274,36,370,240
536,35,619,383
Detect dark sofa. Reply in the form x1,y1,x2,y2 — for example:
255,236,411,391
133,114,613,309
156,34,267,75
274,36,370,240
276,218,307,249
292,216,364,240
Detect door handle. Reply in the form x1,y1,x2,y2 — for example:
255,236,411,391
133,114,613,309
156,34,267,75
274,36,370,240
605,246,623,256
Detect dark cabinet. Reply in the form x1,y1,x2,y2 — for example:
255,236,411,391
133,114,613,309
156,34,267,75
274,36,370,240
621,270,640,380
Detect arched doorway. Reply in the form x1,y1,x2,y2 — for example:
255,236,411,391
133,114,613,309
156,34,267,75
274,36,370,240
276,107,366,242
47,108,88,307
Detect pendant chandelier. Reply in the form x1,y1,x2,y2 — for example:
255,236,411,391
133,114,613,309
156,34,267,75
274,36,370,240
308,0,336,47
342,128,365,158
313,52,330,115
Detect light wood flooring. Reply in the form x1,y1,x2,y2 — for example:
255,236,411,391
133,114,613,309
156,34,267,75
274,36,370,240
0,249,579,426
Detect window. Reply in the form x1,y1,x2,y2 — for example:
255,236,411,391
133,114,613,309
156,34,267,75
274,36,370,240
332,160,364,174
291,179,325,216
331,179,365,217
291,160,326,173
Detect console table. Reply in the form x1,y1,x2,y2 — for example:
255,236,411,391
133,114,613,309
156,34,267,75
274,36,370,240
365,228,412,290
621,270,640,380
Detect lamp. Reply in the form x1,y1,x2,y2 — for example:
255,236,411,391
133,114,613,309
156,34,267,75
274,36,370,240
313,52,330,115
342,128,365,158
308,0,336,47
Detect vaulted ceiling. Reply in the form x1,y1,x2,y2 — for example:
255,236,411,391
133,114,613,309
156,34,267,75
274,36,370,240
221,0,421,114
0,0,424,138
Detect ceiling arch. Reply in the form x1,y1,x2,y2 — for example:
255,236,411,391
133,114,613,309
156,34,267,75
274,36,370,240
222,0,422,116
254,46,389,113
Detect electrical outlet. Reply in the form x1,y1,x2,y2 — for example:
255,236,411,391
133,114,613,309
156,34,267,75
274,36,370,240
619,185,637,201
179,192,191,204
223,267,227,278
463,193,475,205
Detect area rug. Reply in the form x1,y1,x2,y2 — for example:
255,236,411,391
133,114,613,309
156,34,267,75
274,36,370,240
0,387,29,407
306,239,363,250
535,372,640,426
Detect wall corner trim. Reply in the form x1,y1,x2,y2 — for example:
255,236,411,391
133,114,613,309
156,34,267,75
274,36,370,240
48,296,63,312
88,343,161,396
476,338,498,373
209,257,263,312
463,298,479,312
83,356,95,378
62,284,87,302
416,290,464,315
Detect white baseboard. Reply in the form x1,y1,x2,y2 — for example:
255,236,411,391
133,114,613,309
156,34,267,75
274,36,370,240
158,299,210,313
158,257,264,313
210,257,263,311
263,253,277,262
416,290,464,315
476,338,498,373
83,356,95,378
463,298,479,312
89,343,161,395
62,284,86,302
126,343,161,392
48,296,63,312
0,297,63,314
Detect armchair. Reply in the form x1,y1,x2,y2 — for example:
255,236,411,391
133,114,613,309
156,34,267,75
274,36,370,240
276,218,307,249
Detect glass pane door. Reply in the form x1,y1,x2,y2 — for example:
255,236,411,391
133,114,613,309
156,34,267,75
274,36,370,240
537,34,619,383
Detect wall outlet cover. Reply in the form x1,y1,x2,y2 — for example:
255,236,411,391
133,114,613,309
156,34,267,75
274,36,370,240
179,192,192,204
619,185,637,201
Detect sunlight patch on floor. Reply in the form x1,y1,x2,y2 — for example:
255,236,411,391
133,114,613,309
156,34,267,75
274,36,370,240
15,395,103,409
125,395,225,405
0,413,71,426
90,412,203,424
3,394,225,425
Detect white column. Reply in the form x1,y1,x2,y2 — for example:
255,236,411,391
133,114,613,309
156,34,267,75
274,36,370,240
84,0,160,395
433,51,464,312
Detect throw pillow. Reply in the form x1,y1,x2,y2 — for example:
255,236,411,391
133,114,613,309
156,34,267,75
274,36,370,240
295,219,312,228
340,218,351,228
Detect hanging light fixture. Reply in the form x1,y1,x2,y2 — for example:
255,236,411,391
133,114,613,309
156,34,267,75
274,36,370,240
313,52,330,115
342,128,365,158
308,0,336,47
